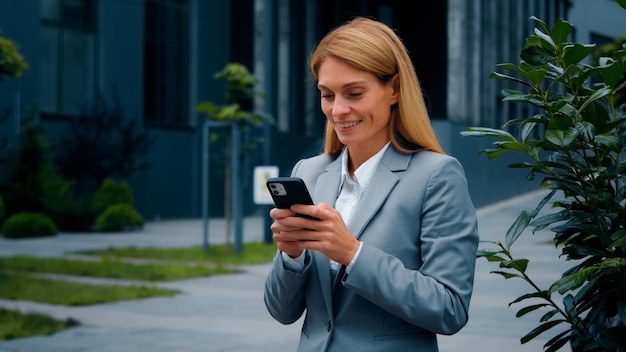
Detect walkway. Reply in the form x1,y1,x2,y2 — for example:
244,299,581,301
0,190,571,351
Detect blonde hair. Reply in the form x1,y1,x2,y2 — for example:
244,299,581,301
310,17,444,155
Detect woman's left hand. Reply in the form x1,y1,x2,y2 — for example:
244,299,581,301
273,202,360,265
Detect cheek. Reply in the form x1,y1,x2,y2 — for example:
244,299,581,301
320,101,332,116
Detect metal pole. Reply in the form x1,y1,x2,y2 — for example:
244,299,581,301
260,0,277,243
202,120,210,252
14,90,21,148
232,121,243,254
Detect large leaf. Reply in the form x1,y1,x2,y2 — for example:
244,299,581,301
523,69,548,87
519,120,538,142
597,57,625,89
530,190,556,218
545,127,579,147
595,133,622,152
490,71,530,87
543,329,574,352
540,309,561,322
530,211,569,232
501,90,546,107
549,268,592,294
505,210,531,247
491,270,523,279
521,45,556,66
460,127,516,141
550,18,574,47
500,258,529,273
562,43,596,67
516,303,551,318
510,291,551,306
478,147,511,159
533,27,556,50
579,86,613,112
530,16,551,38
492,140,528,153
521,320,567,344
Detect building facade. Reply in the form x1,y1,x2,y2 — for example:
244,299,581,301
1,0,625,219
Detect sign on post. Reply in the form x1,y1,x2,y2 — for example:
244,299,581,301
254,166,279,205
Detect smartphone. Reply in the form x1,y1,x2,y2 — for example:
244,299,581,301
266,177,317,219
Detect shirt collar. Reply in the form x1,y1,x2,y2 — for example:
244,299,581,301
339,142,391,189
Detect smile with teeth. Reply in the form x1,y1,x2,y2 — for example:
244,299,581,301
336,120,361,129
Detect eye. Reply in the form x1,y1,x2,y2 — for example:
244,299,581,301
346,88,365,98
321,93,334,100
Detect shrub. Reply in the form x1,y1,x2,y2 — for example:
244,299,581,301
0,116,74,221
1,212,57,239
96,204,144,232
462,14,626,352
92,178,133,214
45,193,97,232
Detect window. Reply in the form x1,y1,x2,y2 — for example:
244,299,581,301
40,0,97,116
144,0,190,126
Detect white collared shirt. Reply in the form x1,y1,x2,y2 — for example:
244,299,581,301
282,142,391,276
330,142,390,276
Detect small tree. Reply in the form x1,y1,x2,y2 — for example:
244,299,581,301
196,63,273,250
56,94,153,196
461,11,626,352
0,34,28,81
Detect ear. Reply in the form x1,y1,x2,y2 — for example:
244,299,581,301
390,73,400,105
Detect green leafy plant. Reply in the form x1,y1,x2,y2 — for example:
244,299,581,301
0,115,94,232
96,203,144,232
0,34,29,81
0,116,73,217
93,178,134,214
1,212,57,238
461,12,626,352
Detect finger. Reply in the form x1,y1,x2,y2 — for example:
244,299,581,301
269,207,296,220
291,204,321,219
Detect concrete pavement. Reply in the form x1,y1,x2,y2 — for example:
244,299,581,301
0,189,572,351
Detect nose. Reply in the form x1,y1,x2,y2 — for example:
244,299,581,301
331,96,350,116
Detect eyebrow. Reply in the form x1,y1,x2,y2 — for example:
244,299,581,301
317,80,368,90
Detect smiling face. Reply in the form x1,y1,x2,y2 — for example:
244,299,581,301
317,56,398,163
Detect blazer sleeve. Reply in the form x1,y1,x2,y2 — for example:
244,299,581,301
340,155,479,335
264,248,311,325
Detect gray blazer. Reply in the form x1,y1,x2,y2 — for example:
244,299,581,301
264,146,479,352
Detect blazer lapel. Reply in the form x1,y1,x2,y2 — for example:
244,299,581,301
311,158,342,317
348,147,410,240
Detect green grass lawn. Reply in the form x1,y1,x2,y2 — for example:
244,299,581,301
0,256,239,281
0,307,79,340
0,271,180,305
78,241,278,265
0,241,278,341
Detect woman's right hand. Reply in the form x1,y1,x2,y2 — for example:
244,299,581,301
269,207,306,258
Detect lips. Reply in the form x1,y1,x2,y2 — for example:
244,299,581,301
336,120,361,129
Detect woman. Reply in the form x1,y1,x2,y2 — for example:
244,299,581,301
264,16,479,352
